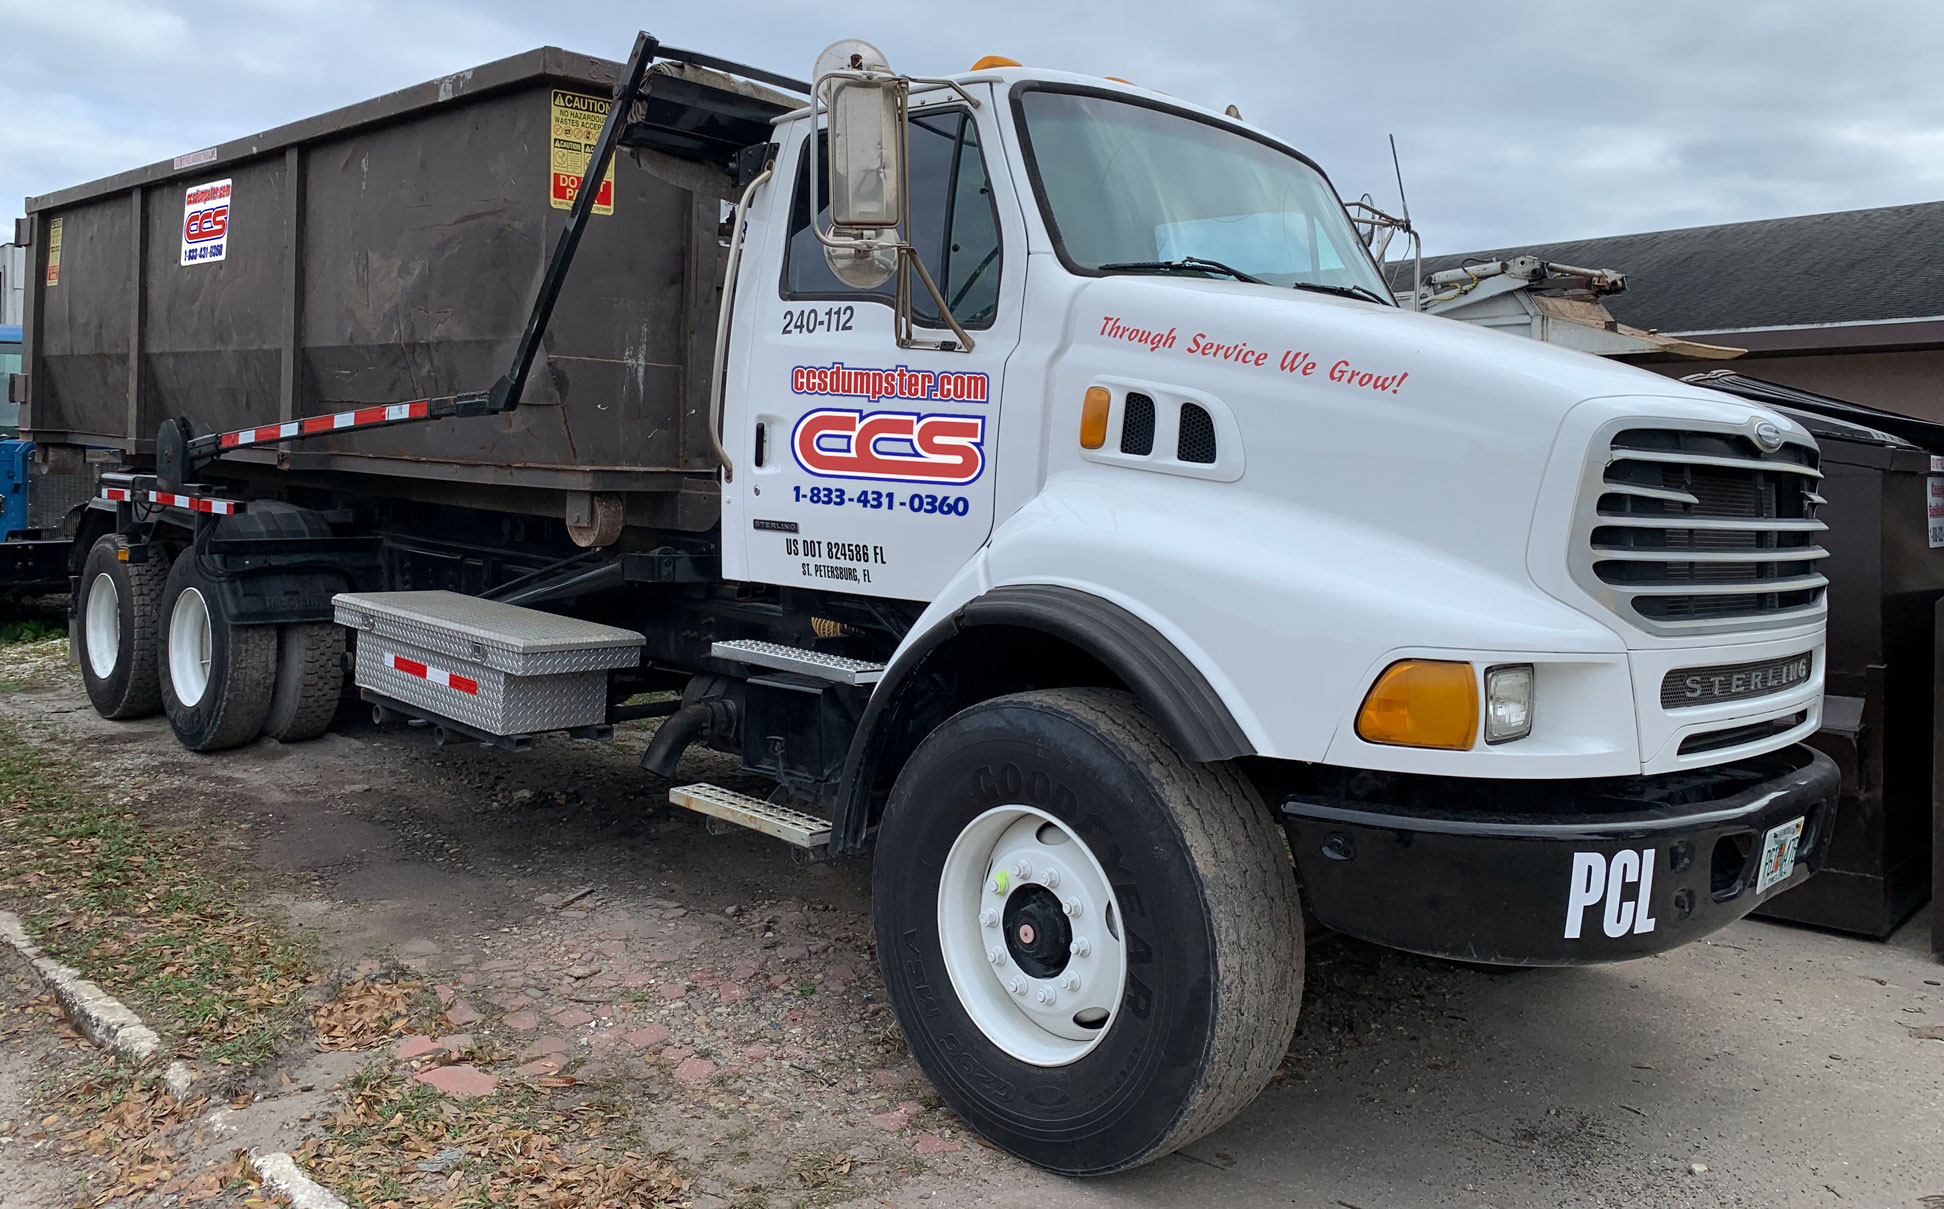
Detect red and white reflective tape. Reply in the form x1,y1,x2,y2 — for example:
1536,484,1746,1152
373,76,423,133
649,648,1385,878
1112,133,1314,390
385,651,479,695
147,490,244,515
99,487,245,514
219,399,431,449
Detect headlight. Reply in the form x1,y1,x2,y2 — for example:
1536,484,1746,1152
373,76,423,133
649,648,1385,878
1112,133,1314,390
1484,664,1534,744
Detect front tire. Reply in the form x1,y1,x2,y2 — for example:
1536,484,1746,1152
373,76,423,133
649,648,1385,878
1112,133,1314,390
159,550,276,752
76,535,167,720
873,687,1304,1175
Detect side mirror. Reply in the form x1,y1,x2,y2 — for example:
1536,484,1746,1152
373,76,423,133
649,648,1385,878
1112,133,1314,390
808,39,978,351
826,76,902,232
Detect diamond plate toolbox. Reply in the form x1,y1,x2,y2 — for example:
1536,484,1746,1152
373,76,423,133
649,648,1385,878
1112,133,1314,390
335,590,644,735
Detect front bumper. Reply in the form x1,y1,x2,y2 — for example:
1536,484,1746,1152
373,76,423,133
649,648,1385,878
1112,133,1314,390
1280,744,1840,965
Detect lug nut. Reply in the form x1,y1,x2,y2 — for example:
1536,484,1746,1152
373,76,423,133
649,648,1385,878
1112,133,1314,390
1008,976,1026,995
987,947,1005,965
1012,859,1033,879
1061,974,1081,991
1042,868,1061,889
989,871,1008,895
1063,898,1083,918
1035,988,1057,1005
979,908,997,928
1070,937,1091,958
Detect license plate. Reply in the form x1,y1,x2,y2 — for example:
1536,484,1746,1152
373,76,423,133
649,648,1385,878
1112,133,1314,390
1755,816,1806,894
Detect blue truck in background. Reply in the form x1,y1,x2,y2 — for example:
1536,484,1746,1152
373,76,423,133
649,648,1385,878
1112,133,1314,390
3,253,94,598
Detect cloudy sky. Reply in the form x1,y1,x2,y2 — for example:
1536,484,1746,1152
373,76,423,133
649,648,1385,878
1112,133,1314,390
3,0,1939,255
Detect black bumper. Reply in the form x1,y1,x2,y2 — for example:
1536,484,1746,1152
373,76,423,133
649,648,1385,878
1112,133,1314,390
1280,744,1841,966
0,539,70,594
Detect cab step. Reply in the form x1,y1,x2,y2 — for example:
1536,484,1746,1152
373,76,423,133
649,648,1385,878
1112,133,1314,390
711,639,885,685
669,783,833,848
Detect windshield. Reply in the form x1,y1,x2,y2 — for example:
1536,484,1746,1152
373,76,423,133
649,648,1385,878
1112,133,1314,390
1014,88,1390,299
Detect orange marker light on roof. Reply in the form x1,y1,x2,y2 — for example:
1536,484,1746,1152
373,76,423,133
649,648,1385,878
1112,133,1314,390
971,55,1022,70
1105,76,1136,85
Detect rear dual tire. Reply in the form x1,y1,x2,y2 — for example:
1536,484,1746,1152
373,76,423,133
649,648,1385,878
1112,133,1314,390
263,623,345,743
159,550,277,752
873,688,1304,1175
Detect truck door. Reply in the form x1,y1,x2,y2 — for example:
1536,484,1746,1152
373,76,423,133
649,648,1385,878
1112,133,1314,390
722,91,1023,601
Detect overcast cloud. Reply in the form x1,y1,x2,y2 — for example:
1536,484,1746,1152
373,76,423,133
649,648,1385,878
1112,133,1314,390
2,0,1939,254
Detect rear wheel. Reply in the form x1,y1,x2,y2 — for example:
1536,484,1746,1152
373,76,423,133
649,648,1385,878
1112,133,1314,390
159,550,276,752
76,535,166,719
873,687,1304,1175
263,623,345,743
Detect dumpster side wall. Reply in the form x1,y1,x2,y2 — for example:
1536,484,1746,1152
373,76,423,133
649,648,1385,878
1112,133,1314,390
21,50,726,497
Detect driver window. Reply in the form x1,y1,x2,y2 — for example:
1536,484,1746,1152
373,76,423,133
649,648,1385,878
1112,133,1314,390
783,110,1003,329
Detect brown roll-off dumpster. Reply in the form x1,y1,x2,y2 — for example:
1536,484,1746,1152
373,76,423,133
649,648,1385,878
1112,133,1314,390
14,47,796,532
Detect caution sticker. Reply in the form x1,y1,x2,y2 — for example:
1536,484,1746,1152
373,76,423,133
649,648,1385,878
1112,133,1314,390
550,89,615,215
1928,475,1944,549
44,217,61,286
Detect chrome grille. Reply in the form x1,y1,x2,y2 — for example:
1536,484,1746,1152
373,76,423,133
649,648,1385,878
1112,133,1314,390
1577,425,1828,634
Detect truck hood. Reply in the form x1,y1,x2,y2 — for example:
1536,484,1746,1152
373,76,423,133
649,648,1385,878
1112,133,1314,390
1064,273,1809,590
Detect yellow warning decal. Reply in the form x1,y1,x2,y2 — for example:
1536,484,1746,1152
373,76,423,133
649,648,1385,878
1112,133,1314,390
550,89,615,215
45,217,62,286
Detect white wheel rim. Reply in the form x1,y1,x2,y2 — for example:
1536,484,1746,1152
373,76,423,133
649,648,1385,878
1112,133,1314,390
937,805,1129,1067
84,573,120,680
168,587,213,708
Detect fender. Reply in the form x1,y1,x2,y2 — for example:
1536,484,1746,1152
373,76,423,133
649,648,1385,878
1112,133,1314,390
203,506,357,626
829,583,1252,852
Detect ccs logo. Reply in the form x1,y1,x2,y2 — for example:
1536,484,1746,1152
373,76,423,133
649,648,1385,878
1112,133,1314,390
184,205,228,244
793,409,985,484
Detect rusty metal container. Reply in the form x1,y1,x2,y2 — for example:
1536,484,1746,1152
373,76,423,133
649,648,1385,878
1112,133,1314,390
1691,372,1944,936
14,48,788,528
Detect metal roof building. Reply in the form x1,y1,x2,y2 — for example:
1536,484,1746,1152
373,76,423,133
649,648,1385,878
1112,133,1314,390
1405,201,1944,421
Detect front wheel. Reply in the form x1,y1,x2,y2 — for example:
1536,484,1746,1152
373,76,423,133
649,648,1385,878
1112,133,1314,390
873,688,1304,1175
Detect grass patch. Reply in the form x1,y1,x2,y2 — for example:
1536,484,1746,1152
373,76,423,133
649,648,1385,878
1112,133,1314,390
0,717,315,1067
0,990,273,1203
0,616,63,644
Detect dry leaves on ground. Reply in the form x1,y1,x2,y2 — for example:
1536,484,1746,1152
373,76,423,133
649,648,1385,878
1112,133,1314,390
0,718,315,1066
296,1071,691,1208
314,976,422,1051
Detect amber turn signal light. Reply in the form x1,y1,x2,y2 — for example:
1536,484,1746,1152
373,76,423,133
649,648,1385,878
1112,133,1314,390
1080,386,1111,449
1355,660,1478,750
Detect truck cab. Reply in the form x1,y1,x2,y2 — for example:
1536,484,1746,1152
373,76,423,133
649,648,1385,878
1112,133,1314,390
723,63,1826,781
706,56,1836,1163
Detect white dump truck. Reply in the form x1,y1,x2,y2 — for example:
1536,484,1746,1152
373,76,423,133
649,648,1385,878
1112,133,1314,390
12,33,1839,1173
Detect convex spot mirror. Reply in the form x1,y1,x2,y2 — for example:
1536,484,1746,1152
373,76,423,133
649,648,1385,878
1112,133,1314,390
814,39,903,289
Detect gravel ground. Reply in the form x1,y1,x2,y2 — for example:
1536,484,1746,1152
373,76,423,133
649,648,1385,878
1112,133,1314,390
2,630,1942,1207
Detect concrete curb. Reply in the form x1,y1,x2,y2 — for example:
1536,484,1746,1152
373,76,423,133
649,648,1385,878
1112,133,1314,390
251,1151,349,1209
0,909,163,1063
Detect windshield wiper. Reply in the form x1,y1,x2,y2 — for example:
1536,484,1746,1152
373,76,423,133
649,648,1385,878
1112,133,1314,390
1097,257,1267,285
1291,280,1391,306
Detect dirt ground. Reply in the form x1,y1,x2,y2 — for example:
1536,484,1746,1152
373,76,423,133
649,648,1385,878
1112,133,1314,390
3,630,1944,1208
